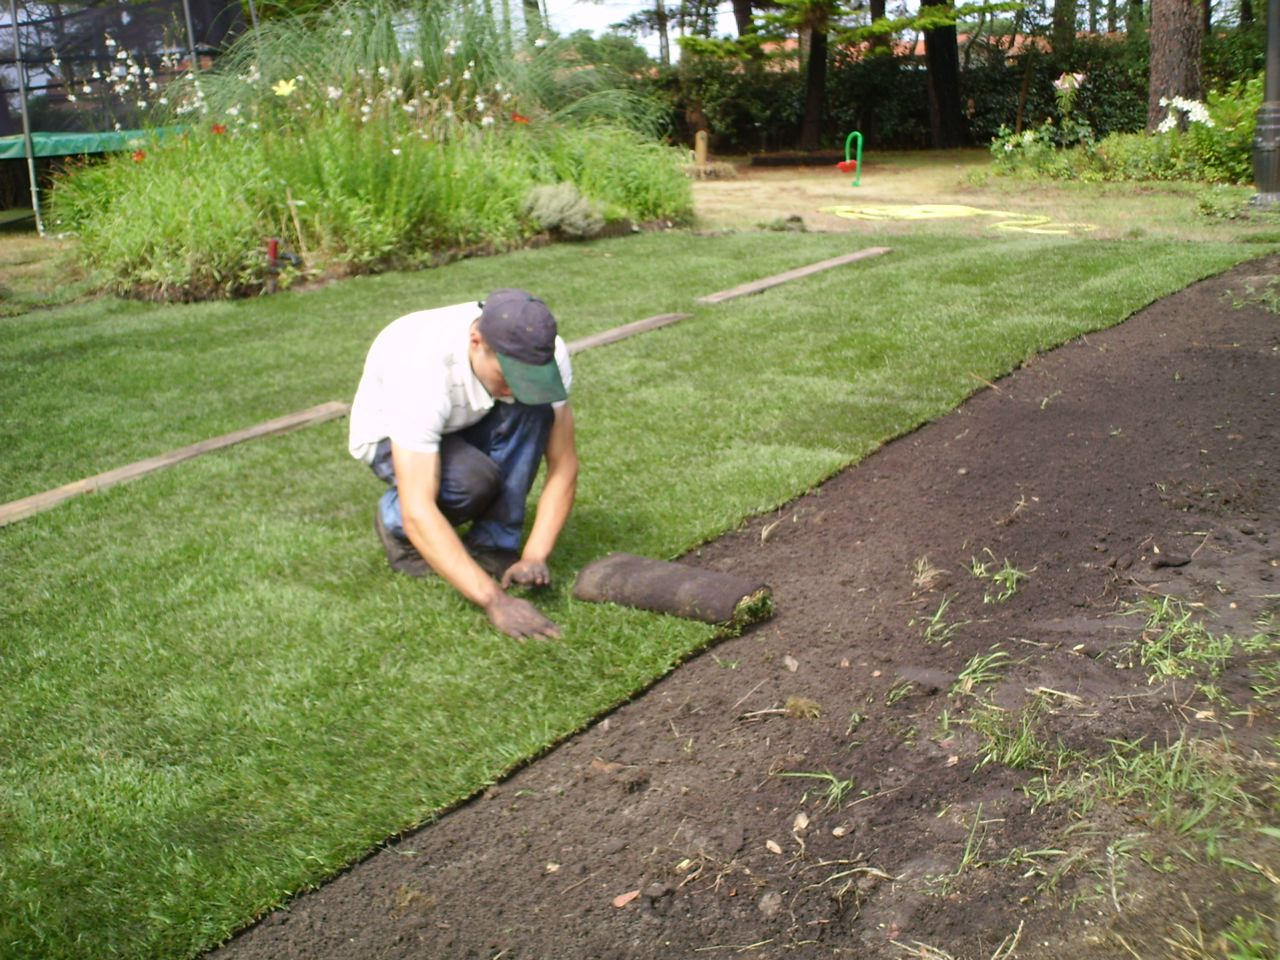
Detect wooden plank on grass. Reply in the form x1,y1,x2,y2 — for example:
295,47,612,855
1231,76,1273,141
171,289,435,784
695,246,891,305
567,313,693,354
0,401,351,527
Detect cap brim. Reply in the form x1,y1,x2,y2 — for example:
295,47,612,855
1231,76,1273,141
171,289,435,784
496,353,567,405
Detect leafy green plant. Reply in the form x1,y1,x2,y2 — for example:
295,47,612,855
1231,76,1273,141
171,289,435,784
967,702,1061,771
1121,595,1235,682
778,770,858,811
968,550,1030,603
911,594,967,645
952,647,1011,698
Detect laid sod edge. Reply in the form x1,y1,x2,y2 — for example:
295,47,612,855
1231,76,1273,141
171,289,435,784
0,248,889,526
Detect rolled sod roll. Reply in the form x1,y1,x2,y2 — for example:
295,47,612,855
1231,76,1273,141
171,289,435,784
572,552,774,627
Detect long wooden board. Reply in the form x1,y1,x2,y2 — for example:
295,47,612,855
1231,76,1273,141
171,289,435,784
567,313,693,354
695,246,891,305
0,401,350,527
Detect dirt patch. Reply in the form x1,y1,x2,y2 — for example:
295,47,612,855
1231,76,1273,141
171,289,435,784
211,256,1278,959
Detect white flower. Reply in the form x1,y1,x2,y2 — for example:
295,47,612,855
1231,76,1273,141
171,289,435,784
1157,115,1177,133
481,115,494,126
391,147,401,155
462,69,471,80
1004,142,1013,152
377,66,390,78
67,93,77,102
494,81,502,91
402,104,414,113
116,48,127,59
327,85,342,100
137,99,147,108
445,39,460,55
82,84,91,93
412,58,423,68
158,97,168,105
51,55,61,66
534,37,547,47
342,27,353,36
474,96,485,111
226,104,240,116
105,35,116,47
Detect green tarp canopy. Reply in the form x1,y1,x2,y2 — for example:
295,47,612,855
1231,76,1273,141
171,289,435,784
0,129,178,161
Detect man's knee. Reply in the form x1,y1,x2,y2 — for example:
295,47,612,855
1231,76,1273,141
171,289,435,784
438,436,501,524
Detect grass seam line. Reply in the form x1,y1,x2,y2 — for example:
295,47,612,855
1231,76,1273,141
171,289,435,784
694,246,892,304
0,401,350,527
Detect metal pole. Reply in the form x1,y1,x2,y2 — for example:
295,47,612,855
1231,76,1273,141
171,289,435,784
180,0,199,71
1251,0,1280,206
7,0,44,235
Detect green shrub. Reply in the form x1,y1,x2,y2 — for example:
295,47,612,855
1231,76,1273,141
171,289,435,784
991,73,1260,187
49,0,690,299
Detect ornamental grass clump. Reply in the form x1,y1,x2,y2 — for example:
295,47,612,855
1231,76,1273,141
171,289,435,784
50,0,690,300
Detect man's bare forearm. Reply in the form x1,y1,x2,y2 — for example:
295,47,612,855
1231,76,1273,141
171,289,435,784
402,504,499,607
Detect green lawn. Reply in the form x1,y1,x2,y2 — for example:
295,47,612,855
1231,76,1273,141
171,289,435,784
0,229,1261,959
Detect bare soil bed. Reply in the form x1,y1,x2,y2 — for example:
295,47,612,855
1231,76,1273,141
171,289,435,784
212,256,1278,959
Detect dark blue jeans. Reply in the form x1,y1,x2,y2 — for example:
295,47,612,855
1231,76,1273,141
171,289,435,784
370,402,555,553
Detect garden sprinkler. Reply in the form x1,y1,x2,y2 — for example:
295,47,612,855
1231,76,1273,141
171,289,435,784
836,131,863,187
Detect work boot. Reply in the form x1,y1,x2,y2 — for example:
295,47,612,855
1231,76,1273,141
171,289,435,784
374,509,432,578
468,545,520,582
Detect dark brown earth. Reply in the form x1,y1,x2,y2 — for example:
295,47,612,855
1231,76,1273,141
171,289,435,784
212,257,1279,960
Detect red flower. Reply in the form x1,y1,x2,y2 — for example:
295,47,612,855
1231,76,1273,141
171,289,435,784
835,159,858,173
211,123,227,134
511,112,530,124
131,149,146,163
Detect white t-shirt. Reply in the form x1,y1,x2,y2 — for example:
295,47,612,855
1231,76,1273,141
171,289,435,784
348,301,573,464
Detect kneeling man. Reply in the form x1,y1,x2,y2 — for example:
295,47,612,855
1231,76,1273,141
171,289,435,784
348,289,577,640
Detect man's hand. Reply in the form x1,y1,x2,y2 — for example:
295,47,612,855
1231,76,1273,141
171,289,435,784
484,591,561,640
501,558,551,589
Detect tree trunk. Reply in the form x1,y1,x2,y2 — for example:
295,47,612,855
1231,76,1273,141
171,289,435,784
656,0,670,66
1052,0,1077,55
1240,0,1253,24
1107,0,1117,31
732,0,753,36
922,0,963,147
1147,0,1202,130
522,0,543,38
1201,0,1210,34
799,6,829,150
870,0,889,49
